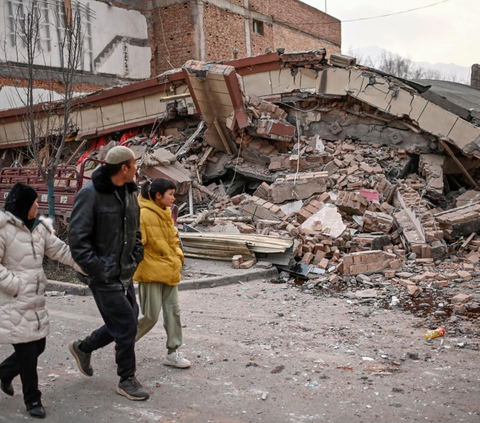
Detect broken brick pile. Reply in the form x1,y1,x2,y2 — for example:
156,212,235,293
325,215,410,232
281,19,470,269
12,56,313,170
57,52,480,313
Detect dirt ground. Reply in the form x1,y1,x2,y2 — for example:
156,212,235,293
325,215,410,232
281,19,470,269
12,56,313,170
0,278,479,423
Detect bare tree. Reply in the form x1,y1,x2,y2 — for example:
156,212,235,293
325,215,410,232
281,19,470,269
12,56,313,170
3,0,89,219
351,49,468,84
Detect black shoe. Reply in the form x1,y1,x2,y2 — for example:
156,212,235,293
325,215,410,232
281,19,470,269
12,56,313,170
27,402,45,419
117,376,149,401
69,340,93,377
1,379,14,396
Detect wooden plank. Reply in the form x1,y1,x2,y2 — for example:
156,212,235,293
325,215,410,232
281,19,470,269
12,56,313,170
213,118,233,155
438,138,480,190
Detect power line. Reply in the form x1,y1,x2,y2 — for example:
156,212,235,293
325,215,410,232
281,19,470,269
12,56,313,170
275,0,453,26
343,0,453,23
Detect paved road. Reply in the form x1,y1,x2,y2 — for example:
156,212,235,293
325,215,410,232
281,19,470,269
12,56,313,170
1,280,479,422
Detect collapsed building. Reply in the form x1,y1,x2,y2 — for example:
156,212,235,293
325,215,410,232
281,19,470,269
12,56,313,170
1,49,480,318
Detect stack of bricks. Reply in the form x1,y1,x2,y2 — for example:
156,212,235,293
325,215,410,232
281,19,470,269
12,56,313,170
246,95,288,120
363,211,394,233
327,142,384,192
288,154,329,172
335,191,368,215
241,196,286,221
300,236,338,268
279,50,327,69
339,250,398,275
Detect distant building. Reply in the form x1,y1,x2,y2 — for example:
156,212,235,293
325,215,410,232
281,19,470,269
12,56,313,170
472,64,480,88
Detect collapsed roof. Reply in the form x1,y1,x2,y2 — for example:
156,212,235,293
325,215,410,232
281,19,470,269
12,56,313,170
0,49,479,159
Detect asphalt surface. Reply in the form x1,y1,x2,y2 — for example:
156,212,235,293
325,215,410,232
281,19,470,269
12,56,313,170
1,265,479,422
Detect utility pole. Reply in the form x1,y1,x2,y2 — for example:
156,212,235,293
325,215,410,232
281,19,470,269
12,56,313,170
325,0,327,13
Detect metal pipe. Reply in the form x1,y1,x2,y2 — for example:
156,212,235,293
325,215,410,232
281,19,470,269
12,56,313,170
189,185,194,215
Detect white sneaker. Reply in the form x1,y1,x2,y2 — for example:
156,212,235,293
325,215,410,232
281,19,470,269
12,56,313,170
164,351,191,368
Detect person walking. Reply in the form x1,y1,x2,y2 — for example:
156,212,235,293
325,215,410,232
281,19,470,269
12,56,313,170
134,179,190,368
0,183,83,419
67,146,149,401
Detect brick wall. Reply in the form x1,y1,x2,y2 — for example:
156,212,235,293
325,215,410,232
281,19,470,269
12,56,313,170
250,21,274,56
147,0,342,74
204,3,247,62
151,2,195,73
272,24,341,56
250,0,341,47
0,77,107,94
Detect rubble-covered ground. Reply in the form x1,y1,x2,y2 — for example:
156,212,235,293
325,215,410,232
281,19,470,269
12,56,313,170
1,280,479,422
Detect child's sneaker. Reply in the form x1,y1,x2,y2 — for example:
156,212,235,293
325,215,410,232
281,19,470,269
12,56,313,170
164,351,191,368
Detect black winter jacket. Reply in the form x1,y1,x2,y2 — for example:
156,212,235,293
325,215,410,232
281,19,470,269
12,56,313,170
68,166,144,291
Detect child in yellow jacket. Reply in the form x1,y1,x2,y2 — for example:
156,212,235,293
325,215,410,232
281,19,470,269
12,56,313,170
134,179,190,368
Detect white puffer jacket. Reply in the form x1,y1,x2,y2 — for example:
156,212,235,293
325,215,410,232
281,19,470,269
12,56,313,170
0,211,81,344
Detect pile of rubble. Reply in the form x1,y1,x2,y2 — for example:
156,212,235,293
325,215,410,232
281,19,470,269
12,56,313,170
69,50,480,321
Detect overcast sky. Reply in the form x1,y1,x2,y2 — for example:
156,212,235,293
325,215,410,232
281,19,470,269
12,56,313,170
301,0,479,67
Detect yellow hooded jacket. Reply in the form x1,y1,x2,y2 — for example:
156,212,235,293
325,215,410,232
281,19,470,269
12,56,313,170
133,195,184,285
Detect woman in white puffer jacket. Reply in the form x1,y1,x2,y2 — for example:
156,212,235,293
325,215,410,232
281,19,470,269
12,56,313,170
0,183,83,419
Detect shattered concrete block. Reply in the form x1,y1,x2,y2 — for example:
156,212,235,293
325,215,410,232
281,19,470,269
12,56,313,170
270,172,328,203
419,154,445,200
301,204,346,239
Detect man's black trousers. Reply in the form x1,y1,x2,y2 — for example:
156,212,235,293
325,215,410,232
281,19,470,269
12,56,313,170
80,284,139,381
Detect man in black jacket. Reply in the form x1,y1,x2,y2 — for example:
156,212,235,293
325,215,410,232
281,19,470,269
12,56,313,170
68,146,149,401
